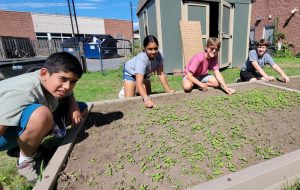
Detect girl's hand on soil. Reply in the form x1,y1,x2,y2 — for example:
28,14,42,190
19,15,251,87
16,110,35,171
166,89,176,93
226,88,236,95
282,75,289,83
144,97,155,108
266,76,275,81
199,83,208,91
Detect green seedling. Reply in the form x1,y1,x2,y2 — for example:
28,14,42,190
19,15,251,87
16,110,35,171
139,184,149,190
151,173,164,182
89,158,97,164
105,164,113,176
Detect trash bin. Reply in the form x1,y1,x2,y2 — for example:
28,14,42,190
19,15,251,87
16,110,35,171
84,35,118,59
61,35,119,59
61,37,92,57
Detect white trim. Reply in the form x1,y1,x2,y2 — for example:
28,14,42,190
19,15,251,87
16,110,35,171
218,0,234,67
181,1,188,21
262,27,266,39
246,3,252,58
143,9,149,37
182,2,209,41
228,1,234,67
156,0,163,52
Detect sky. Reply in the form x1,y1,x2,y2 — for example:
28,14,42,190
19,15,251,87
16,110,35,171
0,0,139,29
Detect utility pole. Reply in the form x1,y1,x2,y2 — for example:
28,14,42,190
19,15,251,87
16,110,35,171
71,0,87,73
67,0,75,39
130,0,134,50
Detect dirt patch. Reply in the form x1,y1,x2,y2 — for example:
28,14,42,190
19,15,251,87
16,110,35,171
264,77,300,91
57,83,300,190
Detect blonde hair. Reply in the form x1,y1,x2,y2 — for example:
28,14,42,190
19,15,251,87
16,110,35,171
206,37,221,49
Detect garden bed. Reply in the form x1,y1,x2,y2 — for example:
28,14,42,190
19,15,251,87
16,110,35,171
57,81,300,190
263,76,300,91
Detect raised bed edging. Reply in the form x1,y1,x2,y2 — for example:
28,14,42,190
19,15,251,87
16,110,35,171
33,103,94,190
188,148,300,190
34,76,300,190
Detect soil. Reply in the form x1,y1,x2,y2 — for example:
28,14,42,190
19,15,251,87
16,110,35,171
265,77,300,91
57,80,300,190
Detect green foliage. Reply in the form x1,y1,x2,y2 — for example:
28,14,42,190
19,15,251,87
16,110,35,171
0,152,33,190
283,178,300,190
132,39,143,57
273,16,295,58
273,45,295,58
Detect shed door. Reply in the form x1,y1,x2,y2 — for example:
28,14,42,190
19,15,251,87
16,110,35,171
219,1,233,67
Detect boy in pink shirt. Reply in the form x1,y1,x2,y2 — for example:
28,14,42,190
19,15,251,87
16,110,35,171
182,37,235,95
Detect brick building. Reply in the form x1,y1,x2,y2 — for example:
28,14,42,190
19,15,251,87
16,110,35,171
104,19,133,40
250,0,300,53
0,10,36,40
0,10,133,42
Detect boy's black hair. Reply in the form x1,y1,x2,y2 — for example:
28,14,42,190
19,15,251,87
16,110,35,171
143,35,159,48
43,52,83,78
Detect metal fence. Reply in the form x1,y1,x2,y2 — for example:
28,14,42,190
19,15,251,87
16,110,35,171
0,37,132,59
0,36,35,59
31,39,62,57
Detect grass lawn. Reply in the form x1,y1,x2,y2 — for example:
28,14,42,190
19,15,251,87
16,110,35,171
0,57,300,189
74,57,300,102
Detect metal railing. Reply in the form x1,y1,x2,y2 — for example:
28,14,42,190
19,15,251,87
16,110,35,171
82,38,132,75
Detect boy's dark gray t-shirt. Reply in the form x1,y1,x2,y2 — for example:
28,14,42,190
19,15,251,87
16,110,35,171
124,51,163,77
0,70,59,126
242,50,276,72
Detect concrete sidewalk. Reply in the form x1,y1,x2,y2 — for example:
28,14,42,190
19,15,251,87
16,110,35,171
85,57,128,72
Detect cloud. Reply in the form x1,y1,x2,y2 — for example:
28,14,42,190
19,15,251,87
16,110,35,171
133,22,139,30
76,3,99,9
1,2,66,9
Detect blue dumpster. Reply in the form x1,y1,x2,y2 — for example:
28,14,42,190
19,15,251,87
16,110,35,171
61,37,92,57
61,35,118,59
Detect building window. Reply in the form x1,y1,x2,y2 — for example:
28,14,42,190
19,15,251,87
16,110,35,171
263,26,275,45
249,28,255,44
36,32,48,40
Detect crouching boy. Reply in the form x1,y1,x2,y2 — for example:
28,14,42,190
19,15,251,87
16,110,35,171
0,52,86,182
240,39,289,82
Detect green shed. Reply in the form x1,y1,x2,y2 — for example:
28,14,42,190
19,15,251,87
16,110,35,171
137,0,252,73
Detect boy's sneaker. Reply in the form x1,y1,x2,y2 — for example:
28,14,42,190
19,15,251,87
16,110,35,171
52,117,67,138
52,123,67,138
17,152,44,183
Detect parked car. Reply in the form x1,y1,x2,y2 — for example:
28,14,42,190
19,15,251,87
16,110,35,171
0,57,46,80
